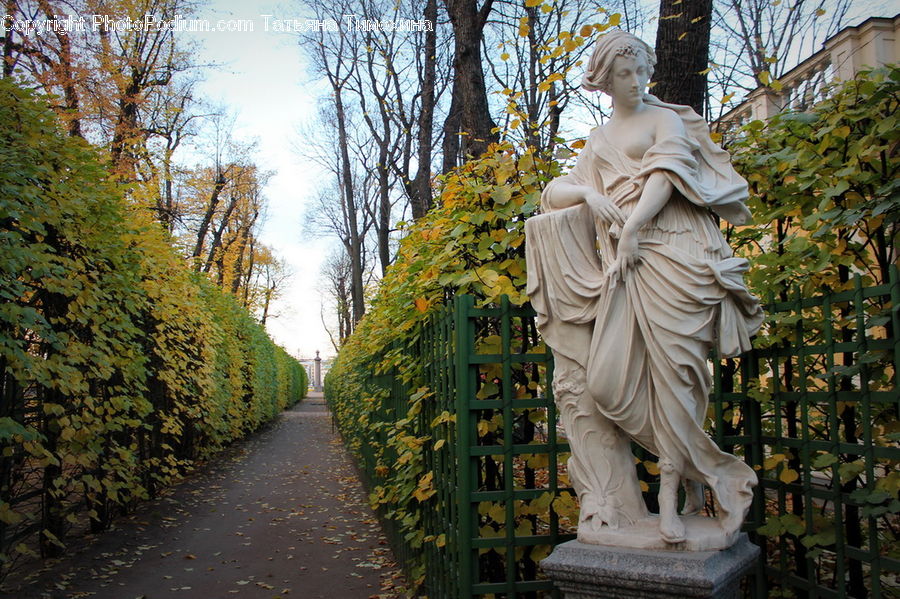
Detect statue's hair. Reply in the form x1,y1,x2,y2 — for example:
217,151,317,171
582,29,656,94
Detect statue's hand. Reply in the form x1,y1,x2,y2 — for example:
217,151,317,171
585,191,625,225
606,230,639,288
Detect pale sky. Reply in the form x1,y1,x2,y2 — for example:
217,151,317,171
188,1,337,360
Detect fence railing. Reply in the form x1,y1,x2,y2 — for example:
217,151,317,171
735,270,900,599
343,266,898,599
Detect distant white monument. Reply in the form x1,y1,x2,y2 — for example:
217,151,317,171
314,350,322,391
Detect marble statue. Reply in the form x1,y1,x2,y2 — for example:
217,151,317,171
525,30,765,551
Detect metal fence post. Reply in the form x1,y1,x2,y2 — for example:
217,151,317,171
455,295,476,599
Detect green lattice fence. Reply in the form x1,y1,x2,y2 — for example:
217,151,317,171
343,266,898,598
362,298,573,598
722,269,900,599
453,295,573,597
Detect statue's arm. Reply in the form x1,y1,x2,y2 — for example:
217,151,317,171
620,111,685,233
548,182,624,226
543,181,595,210
606,173,673,285
543,143,624,225
606,109,684,284
620,172,673,237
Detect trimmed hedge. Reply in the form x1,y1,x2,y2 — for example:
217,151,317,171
0,80,306,573
325,142,557,585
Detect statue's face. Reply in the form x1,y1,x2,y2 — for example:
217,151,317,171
608,53,650,108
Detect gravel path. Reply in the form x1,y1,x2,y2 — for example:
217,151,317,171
1,392,407,599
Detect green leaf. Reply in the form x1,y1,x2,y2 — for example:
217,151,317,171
838,461,865,484
811,453,838,469
0,418,38,442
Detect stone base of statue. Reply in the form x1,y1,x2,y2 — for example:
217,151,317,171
540,533,758,599
578,514,741,552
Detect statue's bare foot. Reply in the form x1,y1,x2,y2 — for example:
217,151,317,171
681,480,703,516
659,509,686,543
658,459,686,543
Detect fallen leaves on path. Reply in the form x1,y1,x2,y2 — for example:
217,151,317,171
0,401,412,599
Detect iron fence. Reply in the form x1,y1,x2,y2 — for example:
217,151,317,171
344,265,898,598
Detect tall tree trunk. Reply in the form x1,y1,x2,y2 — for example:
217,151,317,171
653,0,713,116
202,192,240,274
2,0,14,77
444,0,498,161
230,211,256,296
242,238,255,307
524,4,541,151
410,0,438,218
333,87,366,326
36,269,68,558
261,284,274,326
31,0,82,136
193,171,226,263
52,20,82,137
377,146,391,276
159,144,177,232
111,80,142,174
441,81,462,173
835,262,867,598
0,351,19,556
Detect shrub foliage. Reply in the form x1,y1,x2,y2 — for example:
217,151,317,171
0,80,307,573
325,141,560,583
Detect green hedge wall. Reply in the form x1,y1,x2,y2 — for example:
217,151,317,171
0,80,306,573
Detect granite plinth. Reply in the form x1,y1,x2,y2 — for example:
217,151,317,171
540,533,759,599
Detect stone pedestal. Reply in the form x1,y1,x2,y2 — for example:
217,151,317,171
540,534,759,599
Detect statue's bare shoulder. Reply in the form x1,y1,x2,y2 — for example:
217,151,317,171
594,103,686,161
644,104,686,140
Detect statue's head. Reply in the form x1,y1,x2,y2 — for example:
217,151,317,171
582,29,656,94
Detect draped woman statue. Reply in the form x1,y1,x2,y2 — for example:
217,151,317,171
525,30,764,550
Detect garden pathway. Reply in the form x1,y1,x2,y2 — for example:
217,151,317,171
1,392,407,599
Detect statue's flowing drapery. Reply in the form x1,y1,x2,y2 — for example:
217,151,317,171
525,96,764,533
